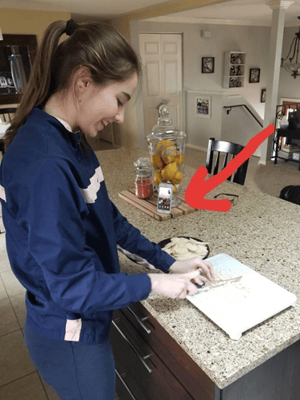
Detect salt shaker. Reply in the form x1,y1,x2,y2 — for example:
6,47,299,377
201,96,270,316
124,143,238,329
134,158,154,199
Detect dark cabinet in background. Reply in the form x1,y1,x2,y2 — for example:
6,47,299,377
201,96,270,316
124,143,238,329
0,34,37,105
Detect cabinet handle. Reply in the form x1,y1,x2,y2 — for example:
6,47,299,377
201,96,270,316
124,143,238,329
115,368,137,400
126,306,151,334
112,320,153,374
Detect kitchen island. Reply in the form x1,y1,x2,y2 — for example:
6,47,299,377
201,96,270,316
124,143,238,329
98,148,300,400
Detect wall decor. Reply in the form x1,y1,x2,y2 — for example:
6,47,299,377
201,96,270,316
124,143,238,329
261,88,266,103
196,96,211,118
229,77,243,88
202,57,215,73
223,51,246,88
249,68,260,83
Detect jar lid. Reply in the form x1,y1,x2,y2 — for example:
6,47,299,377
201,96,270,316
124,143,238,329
134,157,152,169
146,103,186,141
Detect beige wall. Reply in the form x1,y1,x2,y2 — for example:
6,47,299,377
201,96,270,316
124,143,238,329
0,8,71,44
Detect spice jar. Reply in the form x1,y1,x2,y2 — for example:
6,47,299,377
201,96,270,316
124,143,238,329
147,103,186,207
134,158,154,199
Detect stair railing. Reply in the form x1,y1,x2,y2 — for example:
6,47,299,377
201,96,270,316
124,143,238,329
223,104,263,127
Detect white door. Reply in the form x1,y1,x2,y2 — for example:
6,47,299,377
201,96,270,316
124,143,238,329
139,34,183,137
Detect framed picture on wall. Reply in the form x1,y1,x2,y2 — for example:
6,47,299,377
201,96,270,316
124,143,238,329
261,88,266,103
196,96,211,118
202,57,215,73
249,68,260,83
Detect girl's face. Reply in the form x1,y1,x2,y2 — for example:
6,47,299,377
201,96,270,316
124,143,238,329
75,72,138,138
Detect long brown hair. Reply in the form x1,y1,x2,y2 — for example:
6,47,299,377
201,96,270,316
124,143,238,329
3,20,142,151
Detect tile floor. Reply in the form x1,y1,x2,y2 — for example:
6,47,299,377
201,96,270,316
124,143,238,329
0,227,61,400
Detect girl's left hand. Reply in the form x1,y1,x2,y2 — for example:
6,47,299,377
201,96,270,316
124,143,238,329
169,258,215,283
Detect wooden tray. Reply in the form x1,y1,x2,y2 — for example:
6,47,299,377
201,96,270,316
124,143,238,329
118,188,197,221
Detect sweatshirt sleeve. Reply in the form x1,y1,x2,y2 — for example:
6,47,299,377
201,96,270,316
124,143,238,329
8,157,151,315
110,201,176,273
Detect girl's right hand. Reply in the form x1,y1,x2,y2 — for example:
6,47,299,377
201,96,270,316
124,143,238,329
147,269,205,299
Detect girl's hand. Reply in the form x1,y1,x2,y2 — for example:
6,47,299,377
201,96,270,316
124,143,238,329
168,258,215,283
148,269,206,299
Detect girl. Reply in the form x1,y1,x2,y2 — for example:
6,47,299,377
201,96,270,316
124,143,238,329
0,19,214,400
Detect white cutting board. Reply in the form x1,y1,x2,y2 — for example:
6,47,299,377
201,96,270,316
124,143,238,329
187,254,297,340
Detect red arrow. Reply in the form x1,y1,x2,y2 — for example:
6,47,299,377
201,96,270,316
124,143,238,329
184,124,275,212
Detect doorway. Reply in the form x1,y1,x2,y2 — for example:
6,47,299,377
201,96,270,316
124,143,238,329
139,33,183,137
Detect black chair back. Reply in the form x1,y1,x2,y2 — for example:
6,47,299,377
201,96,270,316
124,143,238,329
0,107,17,123
206,137,249,185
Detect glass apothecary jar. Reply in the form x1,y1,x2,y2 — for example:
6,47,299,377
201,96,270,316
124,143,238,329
134,157,154,199
146,103,186,207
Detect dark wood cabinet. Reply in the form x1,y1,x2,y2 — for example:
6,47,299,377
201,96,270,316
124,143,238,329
0,34,37,105
110,303,300,400
110,303,215,400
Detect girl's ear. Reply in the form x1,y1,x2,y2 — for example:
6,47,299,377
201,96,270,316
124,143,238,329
77,77,89,91
73,66,91,92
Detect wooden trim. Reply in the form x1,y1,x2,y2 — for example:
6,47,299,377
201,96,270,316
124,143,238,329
0,94,22,106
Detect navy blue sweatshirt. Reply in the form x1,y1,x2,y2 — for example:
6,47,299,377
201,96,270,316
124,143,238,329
0,107,175,344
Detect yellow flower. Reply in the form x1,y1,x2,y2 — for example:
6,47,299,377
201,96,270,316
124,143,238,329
175,153,184,166
162,145,178,164
162,154,176,164
161,162,178,181
172,171,183,185
151,153,164,170
153,171,162,185
156,139,174,151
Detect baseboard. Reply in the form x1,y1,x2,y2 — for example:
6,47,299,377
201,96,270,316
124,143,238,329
258,159,273,166
186,143,207,152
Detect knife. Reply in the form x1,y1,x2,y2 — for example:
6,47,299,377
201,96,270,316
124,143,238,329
196,275,243,292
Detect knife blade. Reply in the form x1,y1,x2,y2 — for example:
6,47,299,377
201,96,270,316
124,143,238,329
197,275,243,292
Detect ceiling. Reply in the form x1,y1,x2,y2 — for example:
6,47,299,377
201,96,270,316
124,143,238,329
1,0,300,27
145,1,300,27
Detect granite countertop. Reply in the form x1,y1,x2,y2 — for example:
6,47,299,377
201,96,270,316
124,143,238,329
98,148,300,389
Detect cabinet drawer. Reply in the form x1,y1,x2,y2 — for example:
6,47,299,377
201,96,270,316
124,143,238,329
121,303,214,400
115,367,140,400
110,311,193,400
